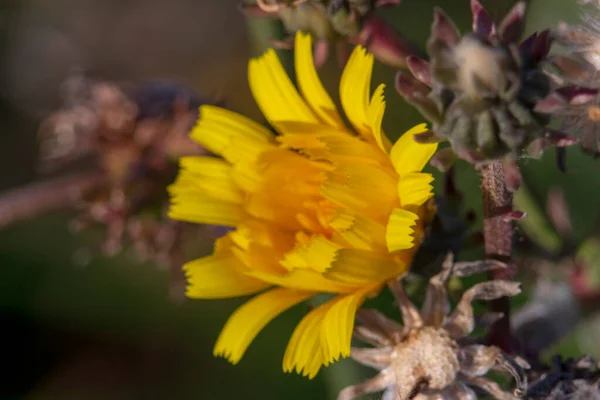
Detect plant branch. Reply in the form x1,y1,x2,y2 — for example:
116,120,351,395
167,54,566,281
0,171,106,229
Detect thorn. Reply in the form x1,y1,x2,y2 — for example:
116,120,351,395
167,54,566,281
502,210,527,221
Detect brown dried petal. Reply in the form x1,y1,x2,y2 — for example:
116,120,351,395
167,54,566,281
451,259,509,278
388,278,423,329
459,344,501,377
350,347,392,370
355,308,404,346
338,370,393,400
465,376,518,400
421,256,453,328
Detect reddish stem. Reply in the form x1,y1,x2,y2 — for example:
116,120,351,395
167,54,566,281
0,171,106,229
480,161,514,352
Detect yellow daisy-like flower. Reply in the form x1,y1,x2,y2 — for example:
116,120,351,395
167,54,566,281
168,32,438,378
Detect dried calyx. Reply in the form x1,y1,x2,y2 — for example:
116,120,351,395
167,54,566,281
397,0,554,164
339,254,528,400
242,0,421,68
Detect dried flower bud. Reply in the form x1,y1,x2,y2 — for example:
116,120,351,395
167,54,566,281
397,1,553,163
242,0,421,68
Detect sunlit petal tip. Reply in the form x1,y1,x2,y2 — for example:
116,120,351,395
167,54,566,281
386,208,419,252
390,123,439,176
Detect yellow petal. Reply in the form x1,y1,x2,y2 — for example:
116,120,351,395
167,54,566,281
249,49,318,126
386,208,419,252
176,156,243,203
169,194,244,226
367,83,392,153
340,45,373,136
184,254,270,298
214,288,315,364
329,211,386,251
246,268,355,293
390,123,438,176
321,286,378,364
321,163,398,221
398,172,435,207
295,32,344,128
191,105,274,161
283,299,331,378
324,249,403,285
280,235,341,273
277,128,388,167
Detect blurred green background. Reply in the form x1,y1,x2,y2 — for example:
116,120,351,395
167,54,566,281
1,0,599,399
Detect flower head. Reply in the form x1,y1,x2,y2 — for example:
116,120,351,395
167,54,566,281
168,32,438,377
396,0,552,164
340,254,527,400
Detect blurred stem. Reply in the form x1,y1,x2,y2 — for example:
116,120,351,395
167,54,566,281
514,183,562,255
0,171,105,229
480,161,514,353
244,12,294,72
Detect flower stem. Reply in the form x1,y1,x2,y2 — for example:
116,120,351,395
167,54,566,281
479,161,514,352
0,171,105,229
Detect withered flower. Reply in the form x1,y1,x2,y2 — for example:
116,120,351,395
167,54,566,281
242,0,421,68
339,254,527,400
38,73,210,299
397,0,553,164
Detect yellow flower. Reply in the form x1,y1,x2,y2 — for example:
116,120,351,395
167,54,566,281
168,31,438,378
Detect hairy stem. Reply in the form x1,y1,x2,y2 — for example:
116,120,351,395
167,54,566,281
480,161,514,352
0,171,106,229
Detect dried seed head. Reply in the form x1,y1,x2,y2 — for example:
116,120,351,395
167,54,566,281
339,255,525,400
398,1,553,163
390,327,460,396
